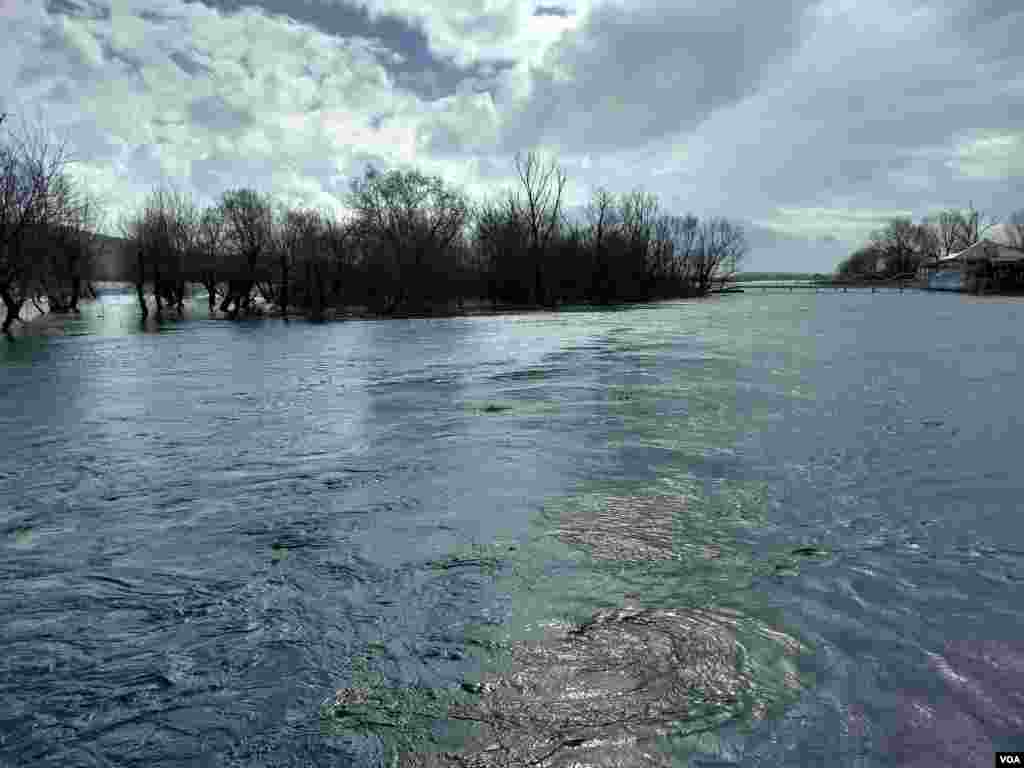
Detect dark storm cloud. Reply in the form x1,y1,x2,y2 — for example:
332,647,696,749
168,49,209,78
653,0,1024,235
783,49,1019,155
102,41,145,74
504,0,816,152
948,0,1023,26
46,0,108,19
534,5,570,17
137,8,182,23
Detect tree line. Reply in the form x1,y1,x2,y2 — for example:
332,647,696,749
0,114,109,332
1,116,748,331
836,206,1024,280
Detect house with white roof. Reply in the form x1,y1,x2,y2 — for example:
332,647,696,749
923,238,1024,292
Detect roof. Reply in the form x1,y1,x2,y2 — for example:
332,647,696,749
939,239,1024,265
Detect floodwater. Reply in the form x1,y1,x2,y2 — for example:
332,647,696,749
2,289,1023,767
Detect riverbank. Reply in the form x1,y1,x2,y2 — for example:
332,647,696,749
2,284,729,334
0,298,77,335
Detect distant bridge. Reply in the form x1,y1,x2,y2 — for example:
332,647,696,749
728,275,919,293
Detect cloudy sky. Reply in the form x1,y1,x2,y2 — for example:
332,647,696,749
5,0,1023,270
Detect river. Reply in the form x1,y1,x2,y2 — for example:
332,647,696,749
2,289,1023,767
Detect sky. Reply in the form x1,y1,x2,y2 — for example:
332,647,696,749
4,0,1024,271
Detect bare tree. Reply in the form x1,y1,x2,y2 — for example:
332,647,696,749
619,191,660,243
195,204,227,312
692,218,748,294
347,167,469,312
471,195,530,305
300,210,333,321
38,177,104,313
652,214,700,291
117,184,196,319
275,206,327,318
117,209,148,318
870,218,921,277
167,189,198,313
510,151,567,307
150,186,192,314
218,187,275,317
585,187,617,302
318,213,358,310
922,209,967,265
618,189,661,298
0,115,77,332
585,187,617,252
953,202,997,250
1006,209,1024,251
913,219,941,268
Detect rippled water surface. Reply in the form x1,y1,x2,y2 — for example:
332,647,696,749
2,291,1023,767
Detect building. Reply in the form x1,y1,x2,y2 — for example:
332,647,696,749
921,239,1024,292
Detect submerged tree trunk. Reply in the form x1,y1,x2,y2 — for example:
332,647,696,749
135,250,148,319
532,247,548,307
199,269,218,313
135,281,148,318
69,275,81,312
279,254,290,319
219,280,252,318
1,286,23,334
218,284,233,314
152,260,163,319
308,261,324,322
238,283,255,316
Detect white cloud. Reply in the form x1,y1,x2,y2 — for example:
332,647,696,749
109,0,148,51
418,89,502,154
754,207,914,244
7,0,538,229
352,0,590,69
950,133,1024,180
58,14,105,69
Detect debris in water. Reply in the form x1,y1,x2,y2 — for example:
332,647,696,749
554,494,725,564
790,546,829,558
326,606,807,767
